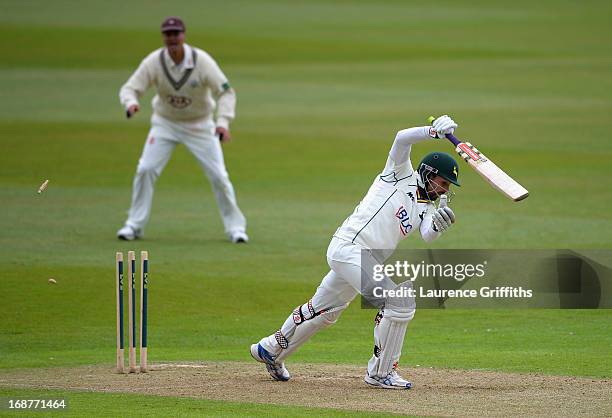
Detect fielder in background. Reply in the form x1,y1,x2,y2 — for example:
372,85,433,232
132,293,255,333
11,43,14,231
117,17,248,243
251,115,460,389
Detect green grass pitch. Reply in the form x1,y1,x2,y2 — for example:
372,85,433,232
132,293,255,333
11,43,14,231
1,0,611,415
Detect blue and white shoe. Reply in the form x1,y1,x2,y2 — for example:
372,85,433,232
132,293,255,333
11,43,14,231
250,343,290,381
364,370,412,389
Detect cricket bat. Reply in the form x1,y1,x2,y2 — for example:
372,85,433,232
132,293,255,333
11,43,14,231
428,116,529,202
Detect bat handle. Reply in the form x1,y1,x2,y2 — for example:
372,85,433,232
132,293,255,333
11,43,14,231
444,133,461,147
439,194,448,208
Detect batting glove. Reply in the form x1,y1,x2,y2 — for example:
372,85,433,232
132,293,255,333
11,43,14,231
432,115,458,139
431,195,456,233
432,207,455,232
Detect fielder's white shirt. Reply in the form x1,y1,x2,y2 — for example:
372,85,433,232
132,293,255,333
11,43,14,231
334,127,441,255
119,43,235,128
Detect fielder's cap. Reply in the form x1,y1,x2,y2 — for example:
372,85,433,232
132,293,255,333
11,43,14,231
161,16,185,33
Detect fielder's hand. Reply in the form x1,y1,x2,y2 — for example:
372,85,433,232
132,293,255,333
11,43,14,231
126,104,140,119
216,127,232,143
432,115,457,139
432,194,456,233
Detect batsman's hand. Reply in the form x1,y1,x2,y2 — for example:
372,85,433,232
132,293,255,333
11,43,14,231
432,194,456,233
432,115,457,139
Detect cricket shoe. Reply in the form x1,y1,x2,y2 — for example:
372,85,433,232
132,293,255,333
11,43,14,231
250,343,290,381
117,225,143,241
364,370,412,389
229,231,249,244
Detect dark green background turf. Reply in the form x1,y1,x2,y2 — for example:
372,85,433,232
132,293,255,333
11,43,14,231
1,0,611,415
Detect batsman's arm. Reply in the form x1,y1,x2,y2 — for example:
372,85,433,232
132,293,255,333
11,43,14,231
389,126,435,164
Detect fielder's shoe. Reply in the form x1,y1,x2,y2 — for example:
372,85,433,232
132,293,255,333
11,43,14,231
250,343,290,381
117,225,143,241
229,231,249,244
364,370,412,389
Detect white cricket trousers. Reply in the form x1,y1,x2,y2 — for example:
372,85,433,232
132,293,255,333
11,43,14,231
124,114,246,236
260,237,415,377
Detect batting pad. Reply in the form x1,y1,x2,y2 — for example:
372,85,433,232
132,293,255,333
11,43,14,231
368,283,416,378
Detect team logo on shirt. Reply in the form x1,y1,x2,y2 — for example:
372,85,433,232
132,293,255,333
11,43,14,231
395,206,412,236
166,94,192,108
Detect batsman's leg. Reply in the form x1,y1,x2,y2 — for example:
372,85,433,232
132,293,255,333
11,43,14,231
266,270,354,360
326,239,415,389
253,268,356,381
365,280,415,389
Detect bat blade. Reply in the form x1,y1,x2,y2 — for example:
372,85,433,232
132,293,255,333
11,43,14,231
455,142,529,201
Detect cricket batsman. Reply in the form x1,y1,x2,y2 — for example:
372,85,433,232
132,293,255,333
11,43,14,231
251,115,460,389
116,17,248,243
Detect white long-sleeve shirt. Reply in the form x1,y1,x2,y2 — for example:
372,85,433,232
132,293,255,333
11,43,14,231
119,43,236,128
333,126,441,259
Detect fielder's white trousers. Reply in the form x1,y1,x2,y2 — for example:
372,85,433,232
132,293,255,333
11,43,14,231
124,114,246,236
